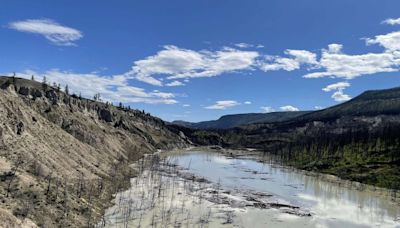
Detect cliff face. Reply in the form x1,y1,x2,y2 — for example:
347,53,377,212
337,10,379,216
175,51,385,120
0,76,189,227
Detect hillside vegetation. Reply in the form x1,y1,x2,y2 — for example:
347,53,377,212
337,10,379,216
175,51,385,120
0,76,189,227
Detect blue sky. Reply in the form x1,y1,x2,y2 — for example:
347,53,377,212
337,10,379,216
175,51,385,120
1,0,400,122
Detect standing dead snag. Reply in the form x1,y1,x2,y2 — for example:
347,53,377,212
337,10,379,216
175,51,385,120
6,159,23,197
63,179,69,216
46,172,53,199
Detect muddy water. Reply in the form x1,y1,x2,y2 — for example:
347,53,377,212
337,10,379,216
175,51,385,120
100,150,400,228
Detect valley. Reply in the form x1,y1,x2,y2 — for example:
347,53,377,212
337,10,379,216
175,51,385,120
0,76,400,227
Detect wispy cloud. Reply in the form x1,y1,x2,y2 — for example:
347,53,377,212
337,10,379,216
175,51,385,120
365,31,400,51
322,81,351,102
260,106,275,113
331,90,351,102
11,69,177,105
322,81,350,92
244,101,252,105
303,44,399,79
8,19,83,46
121,23,400,93
382,18,400,25
165,80,185,87
234,43,253,48
280,105,299,112
124,45,259,86
251,21,400,101
205,100,240,110
259,49,318,72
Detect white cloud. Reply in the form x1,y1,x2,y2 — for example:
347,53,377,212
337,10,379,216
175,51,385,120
326,43,343,54
234,43,253,48
314,106,324,110
365,31,400,51
300,31,400,99
322,81,350,92
205,100,240,110
331,90,351,102
182,104,190,107
322,82,352,102
165,80,185,87
259,49,318,72
259,56,299,71
8,19,83,46
260,106,275,113
11,69,177,105
286,49,318,65
244,101,252,105
304,44,399,79
382,18,400,25
280,105,299,112
125,45,259,85
259,29,400,82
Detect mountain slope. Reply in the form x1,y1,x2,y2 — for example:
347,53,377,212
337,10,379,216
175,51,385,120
294,86,400,122
0,76,189,227
173,111,310,129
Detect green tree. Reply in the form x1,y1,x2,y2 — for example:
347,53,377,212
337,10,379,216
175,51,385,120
65,84,69,95
93,93,101,101
42,76,48,90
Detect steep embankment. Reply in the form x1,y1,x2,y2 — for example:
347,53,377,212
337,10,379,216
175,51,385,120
0,76,189,227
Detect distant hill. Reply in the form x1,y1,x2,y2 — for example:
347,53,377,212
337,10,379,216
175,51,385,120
172,111,311,129
290,86,400,123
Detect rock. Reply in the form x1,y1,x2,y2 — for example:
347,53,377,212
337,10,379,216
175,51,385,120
16,122,24,135
18,87,30,96
99,109,113,122
179,131,187,139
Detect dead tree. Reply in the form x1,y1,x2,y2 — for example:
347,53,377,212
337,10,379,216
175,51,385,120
6,159,23,197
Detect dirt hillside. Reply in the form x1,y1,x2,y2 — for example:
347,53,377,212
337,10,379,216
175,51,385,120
0,76,189,227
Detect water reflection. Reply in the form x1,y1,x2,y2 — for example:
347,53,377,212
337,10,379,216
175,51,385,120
170,151,400,228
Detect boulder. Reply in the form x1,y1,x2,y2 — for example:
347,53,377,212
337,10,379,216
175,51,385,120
16,122,24,135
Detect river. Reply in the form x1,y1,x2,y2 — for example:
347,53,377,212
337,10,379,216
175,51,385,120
98,149,400,228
